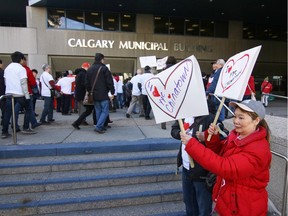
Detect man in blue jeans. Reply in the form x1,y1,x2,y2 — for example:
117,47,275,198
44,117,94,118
2,51,30,138
85,53,114,134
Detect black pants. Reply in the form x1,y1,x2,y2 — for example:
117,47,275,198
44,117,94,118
142,95,151,118
61,94,71,114
73,105,96,126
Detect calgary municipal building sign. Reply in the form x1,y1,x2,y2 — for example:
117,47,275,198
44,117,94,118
67,38,212,53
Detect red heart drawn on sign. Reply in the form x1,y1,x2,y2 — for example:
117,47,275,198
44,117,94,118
153,86,160,97
220,54,249,93
183,122,190,130
145,59,193,119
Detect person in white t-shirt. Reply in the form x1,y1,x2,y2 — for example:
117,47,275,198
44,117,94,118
139,66,154,120
39,64,61,124
126,69,143,118
2,51,29,138
57,72,75,115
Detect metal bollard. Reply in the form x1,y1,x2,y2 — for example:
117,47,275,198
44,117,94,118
0,94,17,144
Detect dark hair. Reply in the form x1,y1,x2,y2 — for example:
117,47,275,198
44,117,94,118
11,51,25,63
166,56,177,65
237,107,271,143
32,69,38,74
0,60,2,64
95,53,104,63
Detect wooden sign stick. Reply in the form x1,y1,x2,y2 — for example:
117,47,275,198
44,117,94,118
178,119,195,168
207,97,226,141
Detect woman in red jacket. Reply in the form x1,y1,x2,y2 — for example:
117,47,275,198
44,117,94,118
180,100,271,215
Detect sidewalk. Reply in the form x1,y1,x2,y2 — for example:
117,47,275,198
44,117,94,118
1,98,287,147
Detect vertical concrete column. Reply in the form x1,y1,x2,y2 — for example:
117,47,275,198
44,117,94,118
228,20,243,40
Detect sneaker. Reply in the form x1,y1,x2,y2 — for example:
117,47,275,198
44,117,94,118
40,121,50,125
72,123,80,130
126,113,130,118
48,119,55,122
22,128,37,135
94,128,105,134
81,121,89,126
1,132,11,139
145,116,152,120
32,122,41,129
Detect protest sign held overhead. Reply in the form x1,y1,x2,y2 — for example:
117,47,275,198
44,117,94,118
156,56,168,70
214,46,262,101
139,56,157,68
145,55,208,124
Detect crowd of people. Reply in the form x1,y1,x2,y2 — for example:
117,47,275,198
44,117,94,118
0,51,274,215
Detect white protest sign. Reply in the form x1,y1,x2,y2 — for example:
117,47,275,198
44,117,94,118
139,56,157,68
145,55,208,124
156,56,168,70
214,46,262,101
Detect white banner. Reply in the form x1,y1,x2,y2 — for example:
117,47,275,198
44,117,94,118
145,55,208,124
139,56,157,68
214,46,262,100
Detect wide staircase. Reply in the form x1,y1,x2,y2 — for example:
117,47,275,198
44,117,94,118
0,148,185,216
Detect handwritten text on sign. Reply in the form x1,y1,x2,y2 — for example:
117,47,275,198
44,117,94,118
146,59,193,119
221,54,249,93
215,46,261,101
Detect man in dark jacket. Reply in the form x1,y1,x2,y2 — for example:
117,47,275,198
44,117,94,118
170,100,227,216
85,53,114,134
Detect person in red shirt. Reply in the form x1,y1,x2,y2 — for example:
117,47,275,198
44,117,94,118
243,75,256,100
261,77,273,107
15,57,41,134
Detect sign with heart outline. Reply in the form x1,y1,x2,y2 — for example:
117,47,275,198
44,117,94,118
215,46,262,101
145,55,208,124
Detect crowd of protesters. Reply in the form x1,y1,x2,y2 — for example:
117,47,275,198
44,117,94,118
0,51,275,215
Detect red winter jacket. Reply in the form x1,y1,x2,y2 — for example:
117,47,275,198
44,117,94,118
261,81,273,94
185,126,271,216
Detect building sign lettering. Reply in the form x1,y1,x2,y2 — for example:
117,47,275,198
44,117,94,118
68,38,168,51
173,43,213,52
67,38,212,53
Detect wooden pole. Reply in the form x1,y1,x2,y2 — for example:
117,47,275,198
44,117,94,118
207,97,226,141
178,119,195,168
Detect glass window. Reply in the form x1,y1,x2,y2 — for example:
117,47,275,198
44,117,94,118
214,21,228,38
185,19,199,36
169,17,184,35
66,10,84,30
243,23,256,39
47,8,66,29
154,16,169,34
103,13,119,31
200,20,214,37
120,14,136,32
85,11,102,30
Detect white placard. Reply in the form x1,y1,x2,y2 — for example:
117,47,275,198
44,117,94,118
145,55,208,124
156,56,168,70
139,56,157,68
214,46,262,100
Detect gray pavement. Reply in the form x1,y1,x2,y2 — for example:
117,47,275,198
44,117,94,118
0,98,287,147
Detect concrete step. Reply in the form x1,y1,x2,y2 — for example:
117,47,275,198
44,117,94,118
41,201,186,216
0,150,178,175
0,164,181,195
0,181,183,216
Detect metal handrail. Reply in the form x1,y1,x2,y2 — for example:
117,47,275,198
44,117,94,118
271,151,288,216
263,93,288,100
